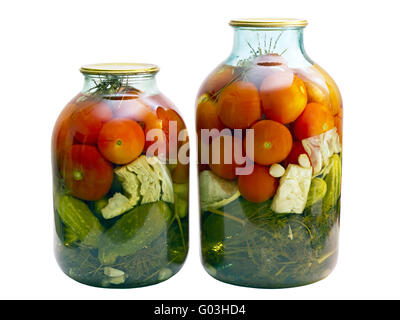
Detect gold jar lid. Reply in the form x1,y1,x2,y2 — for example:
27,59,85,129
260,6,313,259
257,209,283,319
229,18,308,28
80,63,160,75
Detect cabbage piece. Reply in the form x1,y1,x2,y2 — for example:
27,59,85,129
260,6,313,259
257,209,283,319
101,156,174,219
126,156,163,204
146,156,174,203
199,170,240,211
302,128,341,176
101,193,133,220
114,166,141,206
271,164,312,214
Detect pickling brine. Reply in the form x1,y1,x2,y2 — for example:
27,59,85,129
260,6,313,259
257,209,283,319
197,19,342,288
52,63,189,288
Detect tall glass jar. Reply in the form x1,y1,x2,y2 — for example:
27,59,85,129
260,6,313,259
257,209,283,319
197,19,342,288
52,63,189,288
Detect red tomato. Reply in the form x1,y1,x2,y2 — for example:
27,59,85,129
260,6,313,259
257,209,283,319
293,103,335,140
209,135,244,180
282,140,309,167
98,119,145,165
62,145,114,201
238,164,278,203
52,101,78,171
70,99,113,145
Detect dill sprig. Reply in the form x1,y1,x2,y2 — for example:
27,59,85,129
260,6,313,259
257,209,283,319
237,31,288,67
87,75,125,96
205,31,289,101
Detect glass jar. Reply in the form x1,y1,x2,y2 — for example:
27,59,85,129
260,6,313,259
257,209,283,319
197,19,342,288
52,63,189,288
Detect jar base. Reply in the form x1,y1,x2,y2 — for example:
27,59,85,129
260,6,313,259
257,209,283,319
54,240,186,289
203,257,337,289
56,259,183,289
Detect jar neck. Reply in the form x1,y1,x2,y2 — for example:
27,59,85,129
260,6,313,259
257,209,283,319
81,73,159,95
228,27,311,67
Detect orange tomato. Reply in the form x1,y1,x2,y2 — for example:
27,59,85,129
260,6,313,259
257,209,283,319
246,120,293,166
196,98,224,133
238,164,278,203
156,107,186,154
140,94,177,153
199,65,236,97
260,75,307,124
314,64,342,116
70,99,113,145
156,107,185,138
334,115,343,144
209,135,243,180
303,80,330,107
337,107,343,119
97,119,145,165
62,145,114,201
109,93,162,136
106,93,158,140
294,103,335,140
217,81,262,129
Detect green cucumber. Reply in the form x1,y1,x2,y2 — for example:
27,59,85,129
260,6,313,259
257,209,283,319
98,201,172,265
64,226,80,246
306,178,327,208
90,197,108,218
57,195,103,247
322,154,342,212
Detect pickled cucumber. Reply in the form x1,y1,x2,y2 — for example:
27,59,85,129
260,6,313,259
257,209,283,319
306,178,327,208
98,201,172,265
57,195,104,247
92,198,108,217
64,226,80,246
174,183,189,218
322,154,341,212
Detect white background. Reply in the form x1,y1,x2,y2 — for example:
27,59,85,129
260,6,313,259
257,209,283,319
0,0,399,300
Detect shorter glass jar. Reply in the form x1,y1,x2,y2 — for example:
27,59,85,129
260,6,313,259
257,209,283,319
52,63,189,288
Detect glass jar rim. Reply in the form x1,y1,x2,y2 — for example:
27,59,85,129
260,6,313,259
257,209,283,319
229,18,308,28
80,63,160,75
